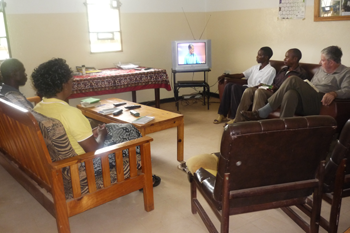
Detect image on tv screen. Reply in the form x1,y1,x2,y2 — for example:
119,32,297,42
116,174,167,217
177,42,206,65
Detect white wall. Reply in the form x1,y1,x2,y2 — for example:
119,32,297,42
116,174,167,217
3,0,349,106
6,0,315,14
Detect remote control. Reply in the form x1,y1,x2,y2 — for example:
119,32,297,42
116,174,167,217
113,108,123,116
113,102,127,107
125,105,141,110
98,108,117,115
144,67,152,70
130,110,140,117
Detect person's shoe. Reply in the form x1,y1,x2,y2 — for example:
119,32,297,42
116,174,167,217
226,118,235,124
152,175,161,187
213,115,225,124
240,110,263,121
139,174,161,191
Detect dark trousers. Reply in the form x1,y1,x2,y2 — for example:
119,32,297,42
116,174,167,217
218,83,247,118
268,76,324,117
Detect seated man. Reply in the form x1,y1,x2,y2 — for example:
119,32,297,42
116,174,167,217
234,48,308,123
0,58,33,109
241,46,350,121
214,47,276,124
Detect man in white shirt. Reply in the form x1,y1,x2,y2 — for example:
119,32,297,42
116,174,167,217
214,47,276,124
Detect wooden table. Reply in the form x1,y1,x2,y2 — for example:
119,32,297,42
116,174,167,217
70,68,171,108
77,98,184,162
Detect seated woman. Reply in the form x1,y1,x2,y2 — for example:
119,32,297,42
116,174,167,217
31,58,160,187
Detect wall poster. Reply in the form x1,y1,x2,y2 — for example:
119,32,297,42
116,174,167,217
279,0,306,19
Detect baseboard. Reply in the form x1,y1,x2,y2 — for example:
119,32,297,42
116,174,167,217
140,92,219,106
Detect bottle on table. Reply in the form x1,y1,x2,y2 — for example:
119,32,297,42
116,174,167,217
82,65,86,75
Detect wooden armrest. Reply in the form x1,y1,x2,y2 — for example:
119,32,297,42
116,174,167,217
26,96,41,105
334,98,350,103
223,77,247,86
50,136,153,170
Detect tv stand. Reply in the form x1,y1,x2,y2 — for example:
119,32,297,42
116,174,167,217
172,69,210,111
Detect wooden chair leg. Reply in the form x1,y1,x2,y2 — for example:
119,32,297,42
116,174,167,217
141,142,154,212
309,161,325,233
329,159,346,233
190,177,197,214
281,207,310,232
221,173,230,233
51,169,71,233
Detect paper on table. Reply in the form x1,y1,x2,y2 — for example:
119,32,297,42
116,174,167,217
132,116,155,125
116,63,139,69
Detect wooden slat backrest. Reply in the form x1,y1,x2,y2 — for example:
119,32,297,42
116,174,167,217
0,99,52,190
52,137,145,199
49,136,153,216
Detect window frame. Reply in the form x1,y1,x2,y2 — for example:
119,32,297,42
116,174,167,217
314,0,350,21
85,0,123,53
0,0,11,61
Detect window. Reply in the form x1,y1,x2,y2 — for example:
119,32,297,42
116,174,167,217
0,1,10,60
86,0,122,53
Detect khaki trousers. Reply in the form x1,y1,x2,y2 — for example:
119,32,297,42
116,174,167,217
268,76,323,117
235,87,273,122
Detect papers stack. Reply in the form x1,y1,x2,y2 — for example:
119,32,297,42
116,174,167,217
81,97,101,108
115,63,139,70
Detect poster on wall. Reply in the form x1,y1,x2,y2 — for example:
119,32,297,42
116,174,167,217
278,0,306,19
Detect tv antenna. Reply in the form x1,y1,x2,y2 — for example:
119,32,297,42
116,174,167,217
182,7,211,40
199,14,211,40
182,7,196,40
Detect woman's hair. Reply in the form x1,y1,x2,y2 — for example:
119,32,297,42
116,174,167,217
32,58,72,98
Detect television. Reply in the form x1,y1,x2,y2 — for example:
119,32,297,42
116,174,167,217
172,39,211,72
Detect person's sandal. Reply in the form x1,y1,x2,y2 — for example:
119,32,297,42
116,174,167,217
139,174,161,191
213,115,225,124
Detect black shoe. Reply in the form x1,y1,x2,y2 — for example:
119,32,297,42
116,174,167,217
240,110,263,121
152,174,161,187
139,174,161,191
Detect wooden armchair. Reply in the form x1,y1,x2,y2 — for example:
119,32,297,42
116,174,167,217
0,98,154,233
282,119,350,233
189,116,337,233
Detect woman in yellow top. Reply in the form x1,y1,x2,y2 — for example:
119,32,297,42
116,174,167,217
32,58,160,187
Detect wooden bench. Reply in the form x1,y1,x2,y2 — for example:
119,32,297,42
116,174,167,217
0,98,154,233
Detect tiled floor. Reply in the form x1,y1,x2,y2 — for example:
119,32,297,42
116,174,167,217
0,98,349,233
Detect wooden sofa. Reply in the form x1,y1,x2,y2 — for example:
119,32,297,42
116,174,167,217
0,97,154,233
218,60,350,134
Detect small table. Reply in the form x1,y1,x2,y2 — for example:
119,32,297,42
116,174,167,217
71,68,171,108
172,69,210,111
77,98,185,162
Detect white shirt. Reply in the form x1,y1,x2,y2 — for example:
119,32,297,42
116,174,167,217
243,63,276,87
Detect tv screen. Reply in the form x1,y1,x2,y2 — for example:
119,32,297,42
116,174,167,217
172,39,211,71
